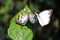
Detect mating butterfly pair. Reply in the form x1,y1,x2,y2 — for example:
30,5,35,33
16,13,37,25
16,9,53,27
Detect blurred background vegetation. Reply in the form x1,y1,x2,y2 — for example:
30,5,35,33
0,0,60,40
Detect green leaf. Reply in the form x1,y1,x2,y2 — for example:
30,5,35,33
8,5,33,40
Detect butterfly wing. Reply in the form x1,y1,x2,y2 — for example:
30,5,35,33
35,9,53,26
29,13,37,24
16,14,28,25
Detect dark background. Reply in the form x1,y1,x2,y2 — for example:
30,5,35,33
0,0,60,40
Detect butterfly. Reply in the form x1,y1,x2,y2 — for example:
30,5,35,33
16,9,53,26
35,9,53,26
16,13,37,25
29,13,37,24
16,14,28,25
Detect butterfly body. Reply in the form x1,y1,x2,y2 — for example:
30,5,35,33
29,13,37,24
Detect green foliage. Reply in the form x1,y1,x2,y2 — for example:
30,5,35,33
0,0,13,14
8,5,33,40
53,19,59,29
0,0,60,40
15,0,28,10
28,2,40,13
46,0,54,6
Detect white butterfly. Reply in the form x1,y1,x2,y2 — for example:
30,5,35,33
16,9,53,26
35,9,53,26
16,13,37,25
16,14,28,25
29,13,37,24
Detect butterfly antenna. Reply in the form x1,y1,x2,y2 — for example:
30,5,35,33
34,12,38,16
